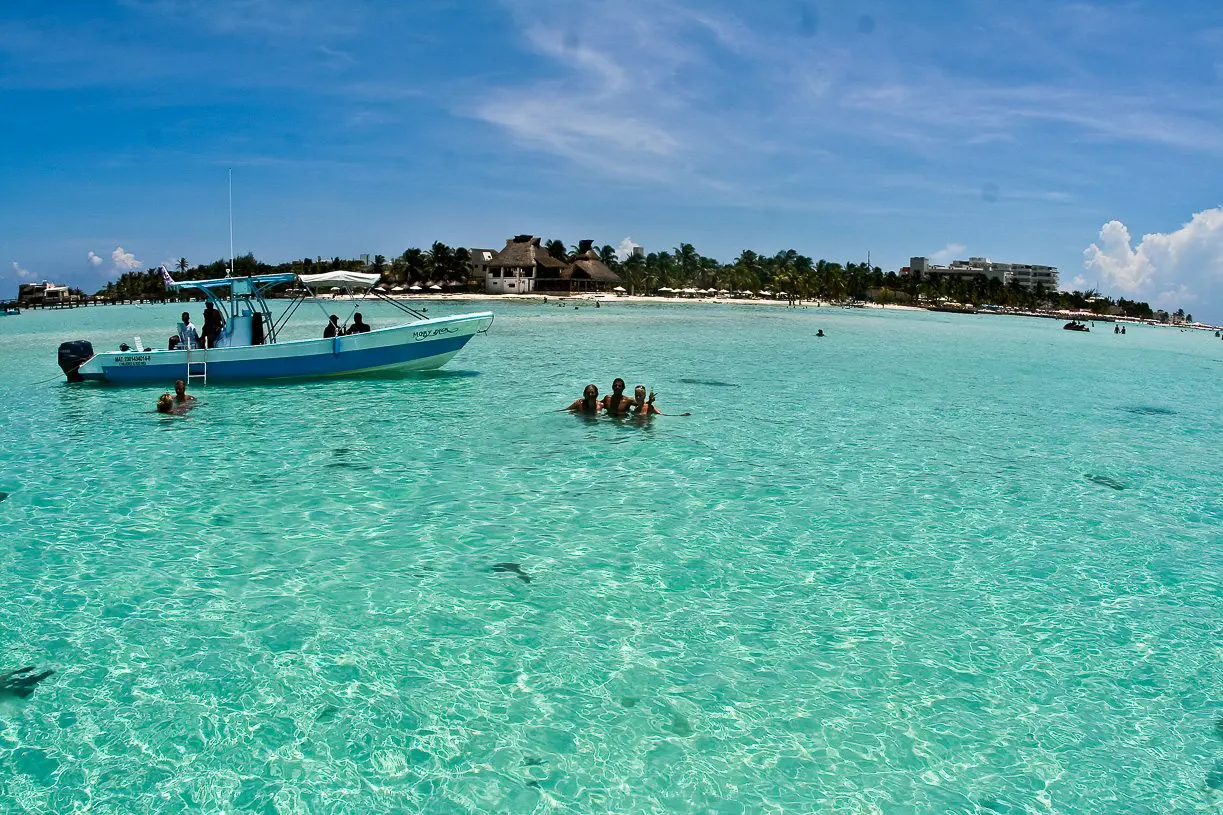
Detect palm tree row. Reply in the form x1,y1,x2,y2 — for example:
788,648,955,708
94,239,1158,319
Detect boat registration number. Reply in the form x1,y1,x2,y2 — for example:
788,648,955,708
412,327,457,341
114,355,151,366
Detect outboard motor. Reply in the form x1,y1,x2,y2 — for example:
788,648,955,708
57,340,94,383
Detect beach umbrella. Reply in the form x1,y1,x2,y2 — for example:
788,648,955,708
392,285,406,292
718,289,730,294
409,284,422,291
429,284,443,291
374,286,386,293
612,286,626,292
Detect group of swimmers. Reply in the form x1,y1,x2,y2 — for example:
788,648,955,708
156,380,197,415
563,378,690,417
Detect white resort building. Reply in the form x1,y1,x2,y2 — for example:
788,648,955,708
907,256,1058,292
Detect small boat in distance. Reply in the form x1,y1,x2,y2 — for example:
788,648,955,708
1063,321,1090,332
57,268,493,384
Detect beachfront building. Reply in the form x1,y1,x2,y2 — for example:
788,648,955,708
468,248,496,280
908,256,1058,292
539,240,622,294
485,235,567,294
18,281,76,306
485,236,623,294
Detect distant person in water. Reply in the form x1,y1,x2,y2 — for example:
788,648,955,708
173,379,196,408
347,313,371,334
816,329,825,337
201,302,225,348
323,314,341,338
156,393,175,414
562,384,601,413
602,378,634,415
631,385,691,417
176,312,199,349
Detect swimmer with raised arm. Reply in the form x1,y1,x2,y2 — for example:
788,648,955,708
630,384,690,417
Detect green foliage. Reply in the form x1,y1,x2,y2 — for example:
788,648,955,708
93,241,1160,315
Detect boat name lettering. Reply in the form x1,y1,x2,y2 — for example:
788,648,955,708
413,326,457,340
115,355,151,366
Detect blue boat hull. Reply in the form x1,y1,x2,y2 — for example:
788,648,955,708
74,312,492,384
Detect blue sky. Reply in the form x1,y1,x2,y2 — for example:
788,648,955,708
3,0,1223,318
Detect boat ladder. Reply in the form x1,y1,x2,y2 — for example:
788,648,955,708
185,344,207,385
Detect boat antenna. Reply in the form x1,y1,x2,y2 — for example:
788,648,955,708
227,168,235,278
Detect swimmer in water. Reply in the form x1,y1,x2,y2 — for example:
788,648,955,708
602,378,634,416
630,385,691,417
156,393,175,414
562,384,601,414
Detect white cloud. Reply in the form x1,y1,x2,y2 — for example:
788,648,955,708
929,242,966,265
11,261,34,280
111,246,142,271
616,237,640,260
88,251,103,266
1083,208,1223,311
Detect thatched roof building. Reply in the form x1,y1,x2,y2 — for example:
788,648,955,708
487,235,567,273
557,240,621,291
484,235,622,293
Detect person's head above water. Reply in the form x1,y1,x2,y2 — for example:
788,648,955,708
634,385,647,403
174,379,186,398
583,384,598,400
156,393,174,413
611,378,625,393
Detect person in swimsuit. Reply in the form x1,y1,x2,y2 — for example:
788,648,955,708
156,393,174,414
562,384,601,413
173,379,197,408
602,378,634,415
630,385,690,417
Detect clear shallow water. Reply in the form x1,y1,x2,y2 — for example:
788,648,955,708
0,301,1220,813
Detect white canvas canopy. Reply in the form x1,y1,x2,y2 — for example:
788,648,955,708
299,271,382,289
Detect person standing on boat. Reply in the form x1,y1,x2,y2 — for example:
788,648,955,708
323,314,341,338
201,302,225,348
346,313,371,334
176,312,200,349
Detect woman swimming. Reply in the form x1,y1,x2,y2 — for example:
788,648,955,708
562,384,602,414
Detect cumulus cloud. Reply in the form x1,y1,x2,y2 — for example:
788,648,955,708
1083,208,1223,313
11,261,34,280
111,246,142,271
929,242,966,265
616,236,641,260
88,251,103,266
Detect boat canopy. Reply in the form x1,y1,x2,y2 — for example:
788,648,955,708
298,271,381,289
167,272,297,291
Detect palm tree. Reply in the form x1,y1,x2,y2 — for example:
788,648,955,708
428,242,453,283
401,248,428,283
545,239,567,262
176,257,189,276
621,252,647,294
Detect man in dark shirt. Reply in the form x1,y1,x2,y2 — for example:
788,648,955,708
201,302,225,347
347,312,372,334
323,314,341,338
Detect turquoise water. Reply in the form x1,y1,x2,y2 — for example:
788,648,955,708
0,301,1220,813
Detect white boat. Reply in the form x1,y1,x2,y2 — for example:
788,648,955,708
58,269,493,384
